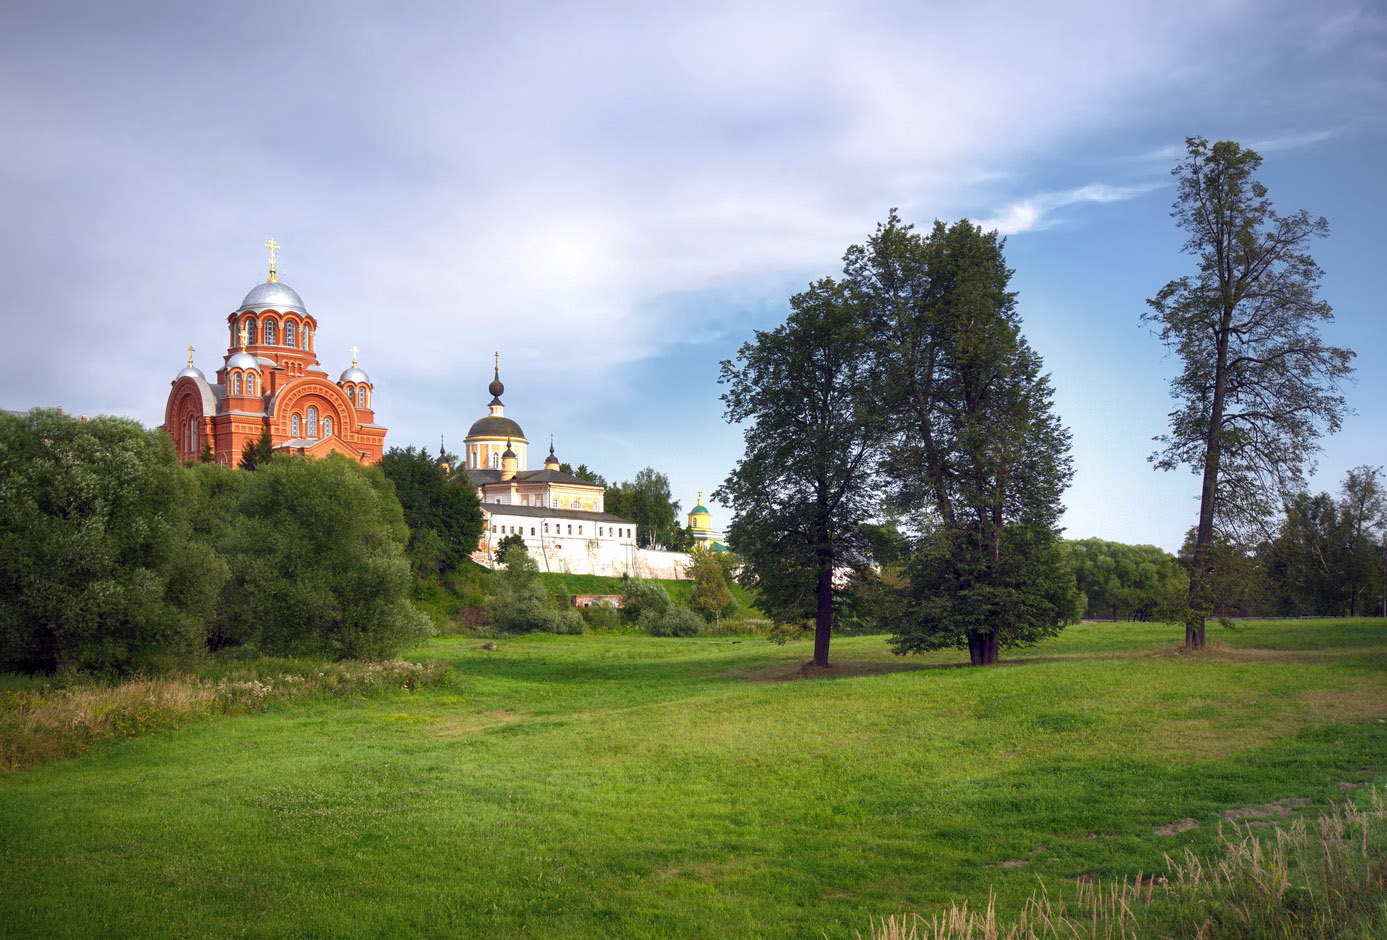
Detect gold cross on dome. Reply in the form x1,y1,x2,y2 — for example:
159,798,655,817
350,345,359,367
186,344,195,367
264,237,281,282
239,324,249,352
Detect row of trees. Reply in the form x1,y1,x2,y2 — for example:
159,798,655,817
561,463,695,550
0,410,431,674
719,214,1075,667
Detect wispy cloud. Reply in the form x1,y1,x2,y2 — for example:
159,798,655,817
978,183,1163,236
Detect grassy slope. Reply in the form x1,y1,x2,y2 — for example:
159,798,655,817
2,620,1385,938
538,571,760,613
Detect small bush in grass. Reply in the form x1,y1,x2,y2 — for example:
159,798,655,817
619,577,670,623
641,605,703,637
579,605,622,630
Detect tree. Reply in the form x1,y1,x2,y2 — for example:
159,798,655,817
851,214,1075,665
238,427,275,470
380,446,484,574
558,462,607,487
717,276,881,668
1338,466,1386,617
1063,538,1186,621
217,454,432,658
494,532,526,567
688,545,735,623
1144,138,1354,648
0,410,223,674
618,576,670,622
608,468,683,549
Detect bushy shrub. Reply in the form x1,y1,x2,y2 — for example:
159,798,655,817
486,546,584,635
620,577,670,622
578,604,622,630
217,454,432,659
0,410,224,674
641,605,703,637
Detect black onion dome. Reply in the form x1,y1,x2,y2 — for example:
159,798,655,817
467,415,526,439
488,372,504,398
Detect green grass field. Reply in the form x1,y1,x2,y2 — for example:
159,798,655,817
536,571,761,614
2,619,1385,937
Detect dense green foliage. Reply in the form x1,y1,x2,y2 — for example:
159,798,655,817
380,445,483,575
0,410,223,674
2,620,1383,937
687,546,736,622
216,455,433,658
718,275,881,667
1064,538,1185,621
1143,138,1354,647
619,576,671,622
849,215,1075,664
0,412,437,672
237,428,274,470
1260,466,1386,617
485,546,583,635
605,468,689,550
639,605,704,636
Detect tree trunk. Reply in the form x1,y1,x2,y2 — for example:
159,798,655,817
1186,615,1205,649
968,633,985,666
812,562,832,668
984,628,999,664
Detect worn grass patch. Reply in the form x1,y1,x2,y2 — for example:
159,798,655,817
1,619,1385,938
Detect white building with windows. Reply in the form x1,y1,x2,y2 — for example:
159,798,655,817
455,358,692,578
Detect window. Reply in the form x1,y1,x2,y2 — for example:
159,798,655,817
234,374,242,395
348,388,356,406
323,417,332,438
245,318,256,345
230,323,237,346
306,406,318,438
291,414,300,436
491,525,496,534
491,452,500,469
579,526,583,535
364,390,370,408
246,373,256,395
264,320,277,345
544,524,549,533
567,525,572,535
530,528,535,536
285,322,296,347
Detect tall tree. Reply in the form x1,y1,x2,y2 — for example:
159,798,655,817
852,215,1075,665
1144,138,1354,648
717,277,881,668
609,468,683,549
380,446,483,574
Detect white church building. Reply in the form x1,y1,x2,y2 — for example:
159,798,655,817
455,358,692,579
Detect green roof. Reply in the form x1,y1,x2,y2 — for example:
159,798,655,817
689,504,710,515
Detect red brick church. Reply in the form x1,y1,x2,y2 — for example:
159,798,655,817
162,241,387,464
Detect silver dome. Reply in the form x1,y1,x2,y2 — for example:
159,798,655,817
239,280,306,313
175,365,206,380
339,366,371,384
226,352,260,371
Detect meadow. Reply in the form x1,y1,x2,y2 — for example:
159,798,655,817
1,619,1385,937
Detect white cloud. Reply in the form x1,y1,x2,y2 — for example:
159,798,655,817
978,183,1163,235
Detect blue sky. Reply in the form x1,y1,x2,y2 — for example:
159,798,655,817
2,0,1383,551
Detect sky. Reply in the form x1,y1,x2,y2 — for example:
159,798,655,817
1,0,1383,551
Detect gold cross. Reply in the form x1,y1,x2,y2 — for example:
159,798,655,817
239,324,249,352
186,344,195,367
350,345,359,367
264,237,281,282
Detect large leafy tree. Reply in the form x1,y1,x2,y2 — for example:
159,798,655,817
381,445,483,574
606,468,684,549
1144,138,1354,648
217,455,432,659
717,277,881,668
851,215,1075,665
0,409,224,674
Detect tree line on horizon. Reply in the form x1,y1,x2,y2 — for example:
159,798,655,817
717,137,1362,667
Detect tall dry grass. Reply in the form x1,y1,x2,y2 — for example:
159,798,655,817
862,790,1387,940
0,659,452,772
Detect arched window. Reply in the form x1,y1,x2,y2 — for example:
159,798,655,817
263,320,277,345
490,451,500,469
323,417,333,438
230,322,237,346
244,318,257,345
307,406,318,438
292,414,301,436
365,389,371,408
285,322,296,347
234,374,242,395
347,388,356,406
246,373,256,395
